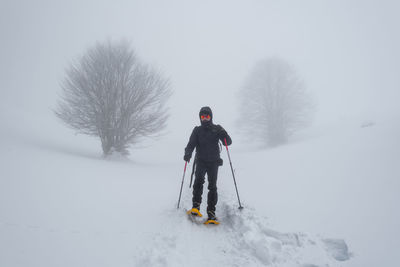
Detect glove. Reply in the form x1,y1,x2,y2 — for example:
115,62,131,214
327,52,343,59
219,129,228,138
183,154,191,162
217,126,228,139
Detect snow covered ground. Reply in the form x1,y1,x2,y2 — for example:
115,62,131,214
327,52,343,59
1,110,399,266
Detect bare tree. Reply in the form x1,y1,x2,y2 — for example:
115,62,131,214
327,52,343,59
55,40,171,156
237,57,313,146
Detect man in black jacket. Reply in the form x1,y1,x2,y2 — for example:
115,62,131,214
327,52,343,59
184,106,232,223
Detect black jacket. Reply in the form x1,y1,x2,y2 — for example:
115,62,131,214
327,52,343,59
184,123,232,163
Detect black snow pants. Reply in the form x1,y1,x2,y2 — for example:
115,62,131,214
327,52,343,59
192,159,219,217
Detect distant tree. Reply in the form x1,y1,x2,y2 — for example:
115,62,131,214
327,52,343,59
237,57,313,146
55,40,171,156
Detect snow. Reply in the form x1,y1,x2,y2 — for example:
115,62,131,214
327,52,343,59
1,111,399,266
137,204,351,266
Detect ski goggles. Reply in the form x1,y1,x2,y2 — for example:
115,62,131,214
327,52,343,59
200,114,211,120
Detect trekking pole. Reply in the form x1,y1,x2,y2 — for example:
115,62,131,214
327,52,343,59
224,138,243,209
189,155,197,188
177,161,188,209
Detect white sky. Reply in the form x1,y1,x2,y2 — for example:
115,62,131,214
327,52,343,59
1,0,399,138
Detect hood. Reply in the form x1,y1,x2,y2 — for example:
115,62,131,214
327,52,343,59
199,106,213,126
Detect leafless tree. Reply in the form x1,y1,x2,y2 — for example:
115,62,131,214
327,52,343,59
55,40,171,156
237,57,313,146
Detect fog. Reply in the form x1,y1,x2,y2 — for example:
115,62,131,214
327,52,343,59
2,2,400,265
1,0,400,142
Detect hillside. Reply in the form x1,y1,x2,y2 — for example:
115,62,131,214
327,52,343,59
1,114,399,266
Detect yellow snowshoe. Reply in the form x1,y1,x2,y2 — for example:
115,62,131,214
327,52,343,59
204,218,220,225
187,208,203,217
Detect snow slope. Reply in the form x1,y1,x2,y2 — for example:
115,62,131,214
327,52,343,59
1,112,399,266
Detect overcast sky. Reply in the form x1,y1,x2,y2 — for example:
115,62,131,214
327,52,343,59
1,0,399,140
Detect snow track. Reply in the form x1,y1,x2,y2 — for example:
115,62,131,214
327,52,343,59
137,195,351,267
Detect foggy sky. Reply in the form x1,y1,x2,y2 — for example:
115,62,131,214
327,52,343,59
1,0,399,139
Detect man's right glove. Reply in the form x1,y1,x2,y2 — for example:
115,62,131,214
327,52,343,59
183,154,191,162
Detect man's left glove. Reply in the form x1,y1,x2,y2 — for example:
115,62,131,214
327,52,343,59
183,154,191,162
217,126,228,139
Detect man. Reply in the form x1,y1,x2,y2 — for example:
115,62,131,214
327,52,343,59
184,106,232,224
